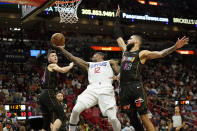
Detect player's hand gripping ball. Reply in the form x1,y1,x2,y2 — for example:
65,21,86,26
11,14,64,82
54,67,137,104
51,33,65,47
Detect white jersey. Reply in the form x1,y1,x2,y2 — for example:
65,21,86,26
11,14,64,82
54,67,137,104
88,61,114,87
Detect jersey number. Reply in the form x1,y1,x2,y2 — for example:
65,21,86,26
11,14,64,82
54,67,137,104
94,67,100,73
124,63,132,70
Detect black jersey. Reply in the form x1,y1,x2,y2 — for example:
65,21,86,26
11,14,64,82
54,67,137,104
120,50,142,86
42,66,59,90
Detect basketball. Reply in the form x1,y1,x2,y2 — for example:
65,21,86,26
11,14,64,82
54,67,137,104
51,33,65,46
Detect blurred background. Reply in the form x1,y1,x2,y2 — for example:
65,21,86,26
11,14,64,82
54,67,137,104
0,0,197,130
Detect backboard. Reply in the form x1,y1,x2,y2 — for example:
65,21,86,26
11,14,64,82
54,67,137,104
20,0,56,22
0,0,56,22
0,0,82,23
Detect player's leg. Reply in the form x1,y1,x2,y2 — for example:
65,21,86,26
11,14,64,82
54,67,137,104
69,101,87,131
106,107,121,131
119,86,144,130
136,84,155,131
69,89,98,131
98,94,121,131
38,92,51,131
140,114,155,131
40,107,51,131
125,105,145,131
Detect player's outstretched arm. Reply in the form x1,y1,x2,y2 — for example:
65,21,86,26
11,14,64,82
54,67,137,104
55,46,89,71
110,59,120,74
139,36,189,63
114,5,126,52
48,62,74,73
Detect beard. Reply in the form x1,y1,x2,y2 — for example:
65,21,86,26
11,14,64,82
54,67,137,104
126,44,134,52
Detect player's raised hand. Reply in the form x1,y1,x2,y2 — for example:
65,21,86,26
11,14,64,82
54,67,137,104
52,44,65,50
69,62,74,67
116,4,120,17
175,36,189,49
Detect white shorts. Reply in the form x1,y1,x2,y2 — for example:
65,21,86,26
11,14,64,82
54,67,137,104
77,85,117,116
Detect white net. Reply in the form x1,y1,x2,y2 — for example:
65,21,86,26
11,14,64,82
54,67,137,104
56,0,82,24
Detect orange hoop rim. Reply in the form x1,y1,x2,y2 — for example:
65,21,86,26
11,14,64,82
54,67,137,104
56,0,81,4
51,0,81,6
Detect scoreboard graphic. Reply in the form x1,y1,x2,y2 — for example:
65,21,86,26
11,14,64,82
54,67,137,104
4,104,32,120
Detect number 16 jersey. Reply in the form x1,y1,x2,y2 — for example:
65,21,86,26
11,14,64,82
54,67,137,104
120,50,142,86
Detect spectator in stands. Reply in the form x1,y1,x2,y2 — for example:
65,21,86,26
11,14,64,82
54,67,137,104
56,92,69,131
0,91,5,104
121,122,135,131
159,119,168,131
3,121,13,131
56,92,69,113
168,106,185,131
184,110,197,123
19,126,26,131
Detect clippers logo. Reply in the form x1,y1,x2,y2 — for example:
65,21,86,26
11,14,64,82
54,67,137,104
135,98,144,107
90,62,107,68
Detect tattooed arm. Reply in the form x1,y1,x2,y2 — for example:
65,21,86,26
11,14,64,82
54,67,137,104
139,36,189,64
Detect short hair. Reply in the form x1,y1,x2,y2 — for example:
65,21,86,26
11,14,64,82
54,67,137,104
56,92,63,95
175,105,180,109
47,50,56,58
95,52,107,60
133,35,143,45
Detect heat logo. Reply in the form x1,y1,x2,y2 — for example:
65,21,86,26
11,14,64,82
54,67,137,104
135,98,144,107
122,56,135,62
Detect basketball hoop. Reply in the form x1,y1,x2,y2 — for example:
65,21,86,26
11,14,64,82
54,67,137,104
55,0,82,24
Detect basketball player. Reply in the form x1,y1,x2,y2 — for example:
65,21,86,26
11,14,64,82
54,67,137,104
114,5,189,131
39,50,74,131
54,45,121,131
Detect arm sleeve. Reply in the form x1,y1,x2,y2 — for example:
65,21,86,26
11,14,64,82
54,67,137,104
114,17,123,39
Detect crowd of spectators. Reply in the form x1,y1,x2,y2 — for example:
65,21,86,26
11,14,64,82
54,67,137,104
0,31,197,131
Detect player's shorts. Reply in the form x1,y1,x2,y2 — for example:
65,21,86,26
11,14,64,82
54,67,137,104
120,82,148,115
172,127,184,131
38,89,66,130
77,85,117,116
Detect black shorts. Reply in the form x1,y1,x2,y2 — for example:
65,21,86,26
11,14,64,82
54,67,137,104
172,127,184,131
38,89,66,130
120,82,148,115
